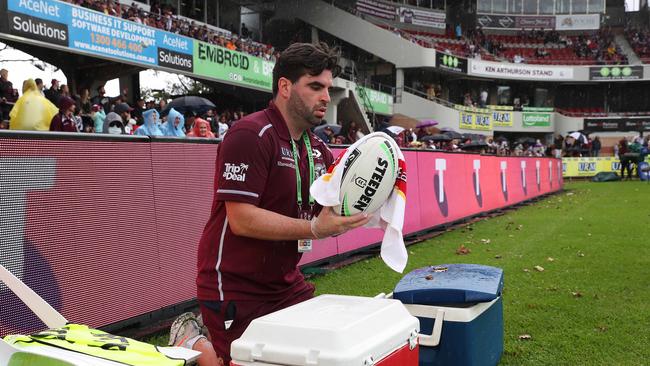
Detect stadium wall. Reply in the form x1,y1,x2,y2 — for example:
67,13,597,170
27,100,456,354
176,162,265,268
0,131,562,336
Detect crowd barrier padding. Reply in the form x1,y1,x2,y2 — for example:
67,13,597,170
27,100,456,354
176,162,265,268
0,131,562,336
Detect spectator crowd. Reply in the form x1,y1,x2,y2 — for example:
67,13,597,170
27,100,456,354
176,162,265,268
0,68,245,138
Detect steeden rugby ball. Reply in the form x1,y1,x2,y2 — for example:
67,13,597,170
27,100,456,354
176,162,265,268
334,133,399,216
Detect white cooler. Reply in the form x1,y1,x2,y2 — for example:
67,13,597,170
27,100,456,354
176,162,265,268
230,294,420,366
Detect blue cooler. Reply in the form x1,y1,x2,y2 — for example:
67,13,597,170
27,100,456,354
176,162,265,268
393,264,504,366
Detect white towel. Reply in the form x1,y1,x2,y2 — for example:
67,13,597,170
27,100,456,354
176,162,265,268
310,132,408,272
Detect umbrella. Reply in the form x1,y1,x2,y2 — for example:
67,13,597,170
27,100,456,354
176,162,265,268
314,124,342,135
461,141,489,150
442,130,463,139
389,114,419,129
569,131,588,144
386,125,405,135
515,137,536,145
416,120,439,128
162,96,216,116
421,134,451,142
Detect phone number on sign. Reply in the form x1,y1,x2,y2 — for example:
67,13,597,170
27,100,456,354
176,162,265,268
90,32,143,53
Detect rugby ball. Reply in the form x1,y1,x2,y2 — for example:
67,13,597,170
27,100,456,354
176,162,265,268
333,133,400,216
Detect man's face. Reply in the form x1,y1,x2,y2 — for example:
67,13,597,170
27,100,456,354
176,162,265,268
286,70,333,128
66,104,76,115
99,86,105,95
174,116,181,127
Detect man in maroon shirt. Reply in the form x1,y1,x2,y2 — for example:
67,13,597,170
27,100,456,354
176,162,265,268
169,43,370,366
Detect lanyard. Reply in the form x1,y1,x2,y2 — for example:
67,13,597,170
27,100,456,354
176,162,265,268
290,132,315,210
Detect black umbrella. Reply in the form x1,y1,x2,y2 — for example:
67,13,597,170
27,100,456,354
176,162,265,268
421,134,451,142
515,137,536,145
461,141,489,150
162,96,216,116
314,124,342,135
442,130,463,139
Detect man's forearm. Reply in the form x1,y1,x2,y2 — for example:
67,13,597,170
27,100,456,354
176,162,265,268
226,202,315,241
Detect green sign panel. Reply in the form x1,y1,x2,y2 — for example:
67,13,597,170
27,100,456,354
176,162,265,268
522,107,554,112
193,41,274,91
522,113,551,127
358,86,393,115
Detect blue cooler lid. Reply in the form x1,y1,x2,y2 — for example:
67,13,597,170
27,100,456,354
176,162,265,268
393,264,503,305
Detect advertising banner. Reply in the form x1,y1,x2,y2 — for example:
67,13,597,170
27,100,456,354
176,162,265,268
522,107,554,112
562,156,650,177
398,6,445,29
584,117,650,132
0,132,561,336
477,14,516,29
193,41,274,91
436,53,467,73
491,110,513,127
489,105,514,111
469,60,574,80
460,111,492,131
478,13,599,30
358,86,393,115
589,66,643,81
515,16,555,29
355,0,396,21
5,0,193,70
523,113,552,127
555,14,600,31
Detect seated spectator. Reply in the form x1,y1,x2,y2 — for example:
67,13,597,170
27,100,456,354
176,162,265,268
134,109,163,136
9,79,58,131
161,108,185,137
44,79,61,106
104,112,126,135
186,117,215,138
91,85,111,113
0,69,18,121
217,114,229,138
92,104,106,133
49,96,78,132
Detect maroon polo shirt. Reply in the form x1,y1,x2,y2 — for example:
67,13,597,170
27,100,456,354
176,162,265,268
196,102,333,302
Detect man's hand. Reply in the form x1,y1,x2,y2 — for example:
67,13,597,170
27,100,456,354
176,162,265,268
310,207,371,239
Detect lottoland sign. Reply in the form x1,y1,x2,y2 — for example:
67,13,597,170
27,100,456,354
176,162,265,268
194,41,274,91
358,86,393,115
522,113,551,127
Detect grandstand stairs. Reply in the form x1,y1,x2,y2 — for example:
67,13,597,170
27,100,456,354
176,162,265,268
275,0,436,68
329,77,373,133
614,33,641,65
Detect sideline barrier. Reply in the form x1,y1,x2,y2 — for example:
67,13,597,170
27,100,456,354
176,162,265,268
0,131,562,336
563,156,650,177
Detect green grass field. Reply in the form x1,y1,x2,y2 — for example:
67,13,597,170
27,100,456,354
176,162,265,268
147,181,649,365
311,181,650,365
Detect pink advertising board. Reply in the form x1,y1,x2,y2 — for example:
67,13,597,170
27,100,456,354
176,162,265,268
0,133,562,336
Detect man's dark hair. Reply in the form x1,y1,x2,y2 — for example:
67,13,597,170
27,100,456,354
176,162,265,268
35,78,43,85
272,42,340,98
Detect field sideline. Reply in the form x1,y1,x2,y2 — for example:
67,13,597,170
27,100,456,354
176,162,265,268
311,181,650,365
146,181,649,365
